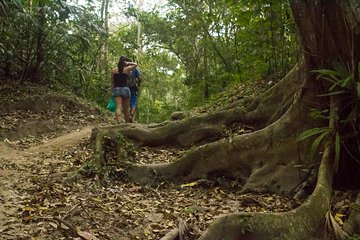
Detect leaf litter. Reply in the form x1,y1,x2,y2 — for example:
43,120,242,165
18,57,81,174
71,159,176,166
0,134,301,240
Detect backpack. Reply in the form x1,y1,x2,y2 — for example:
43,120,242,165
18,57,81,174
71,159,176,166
128,68,141,88
127,74,137,88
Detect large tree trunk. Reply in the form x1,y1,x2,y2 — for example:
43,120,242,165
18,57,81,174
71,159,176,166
291,0,360,70
84,0,360,239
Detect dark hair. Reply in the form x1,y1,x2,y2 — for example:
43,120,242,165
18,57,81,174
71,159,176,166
117,56,127,73
117,56,133,73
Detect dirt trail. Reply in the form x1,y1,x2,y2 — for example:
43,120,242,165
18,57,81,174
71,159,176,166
0,123,302,240
0,126,93,238
28,127,93,154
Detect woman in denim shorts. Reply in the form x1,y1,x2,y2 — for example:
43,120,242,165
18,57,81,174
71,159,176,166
111,56,137,123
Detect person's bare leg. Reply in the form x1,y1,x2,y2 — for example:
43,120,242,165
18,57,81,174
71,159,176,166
123,98,131,122
114,96,124,123
129,107,135,123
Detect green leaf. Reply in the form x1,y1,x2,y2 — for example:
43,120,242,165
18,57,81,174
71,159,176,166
319,76,338,85
357,82,360,99
312,69,340,79
318,91,347,97
308,131,328,161
340,75,353,88
310,109,329,120
328,80,341,91
12,0,23,10
78,36,91,49
79,70,86,84
296,128,330,142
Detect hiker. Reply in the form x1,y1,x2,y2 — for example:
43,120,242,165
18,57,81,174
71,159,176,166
128,67,142,122
111,56,137,123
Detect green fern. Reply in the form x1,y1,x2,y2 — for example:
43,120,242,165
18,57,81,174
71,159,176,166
300,62,360,173
296,127,331,162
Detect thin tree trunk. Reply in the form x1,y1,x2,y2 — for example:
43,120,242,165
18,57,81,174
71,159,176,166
104,0,109,72
146,90,150,124
203,34,209,99
32,2,46,82
269,2,278,80
136,0,142,56
100,0,110,74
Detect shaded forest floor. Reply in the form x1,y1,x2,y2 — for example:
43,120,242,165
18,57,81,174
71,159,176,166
0,82,355,239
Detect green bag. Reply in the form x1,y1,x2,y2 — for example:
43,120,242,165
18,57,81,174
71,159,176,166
106,96,116,112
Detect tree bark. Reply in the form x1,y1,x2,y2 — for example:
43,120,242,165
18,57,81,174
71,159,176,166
100,0,109,74
30,2,46,82
290,0,360,70
203,34,209,99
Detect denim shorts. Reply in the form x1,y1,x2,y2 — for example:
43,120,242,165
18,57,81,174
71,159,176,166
112,87,131,98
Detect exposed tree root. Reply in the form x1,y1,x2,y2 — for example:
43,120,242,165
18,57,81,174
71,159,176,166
115,70,323,195
195,96,338,240
196,97,335,240
197,138,334,240
89,127,132,166
160,219,192,240
90,61,305,148
87,61,325,195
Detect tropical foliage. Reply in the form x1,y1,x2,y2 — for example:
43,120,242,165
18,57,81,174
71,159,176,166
1,0,298,122
296,62,360,183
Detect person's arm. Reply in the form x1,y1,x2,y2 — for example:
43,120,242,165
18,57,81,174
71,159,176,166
126,61,137,66
124,61,137,73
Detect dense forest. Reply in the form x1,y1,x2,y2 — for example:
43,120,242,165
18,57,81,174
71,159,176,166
0,0,298,122
1,0,360,240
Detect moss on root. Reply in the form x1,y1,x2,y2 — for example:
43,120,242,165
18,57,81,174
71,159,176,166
80,129,136,183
